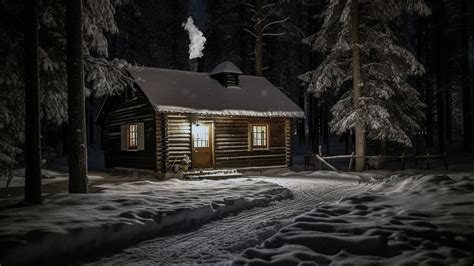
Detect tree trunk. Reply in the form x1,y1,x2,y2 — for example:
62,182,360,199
416,19,434,149
351,0,366,171
24,0,42,204
311,96,319,153
434,1,447,154
461,0,473,153
445,79,452,142
67,0,88,193
380,138,388,168
254,0,264,76
323,103,330,154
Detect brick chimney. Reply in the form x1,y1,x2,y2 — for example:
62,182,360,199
190,58,204,72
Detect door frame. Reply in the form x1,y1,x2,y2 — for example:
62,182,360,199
191,120,215,169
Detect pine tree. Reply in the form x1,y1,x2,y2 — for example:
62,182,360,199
66,0,88,193
461,0,473,153
205,0,248,71
110,0,190,70
24,0,42,203
300,0,430,170
350,0,365,171
0,0,132,181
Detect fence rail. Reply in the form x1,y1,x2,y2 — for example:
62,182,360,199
304,146,448,172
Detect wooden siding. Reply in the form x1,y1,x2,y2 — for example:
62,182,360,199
163,114,291,170
155,113,166,172
285,119,292,166
214,117,288,168
102,91,157,170
164,114,192,171
103,104,292,172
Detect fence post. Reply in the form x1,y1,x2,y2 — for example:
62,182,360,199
318,145,323,170
426,152,431,170
348,152,355,171
400,152,405,170
443,152,448,170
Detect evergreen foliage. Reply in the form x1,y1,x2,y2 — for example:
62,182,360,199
0,0,132,173
300,0,430,146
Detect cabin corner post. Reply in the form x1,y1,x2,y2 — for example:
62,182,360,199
164,114,170,171
155,112,166,173
285,118,292,167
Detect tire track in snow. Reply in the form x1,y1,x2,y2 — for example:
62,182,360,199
91,177,376,265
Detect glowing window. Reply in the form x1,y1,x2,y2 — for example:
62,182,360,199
252,124,268,148
128,124,138,149
192,124,209,148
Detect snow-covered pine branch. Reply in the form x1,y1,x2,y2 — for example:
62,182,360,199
0,0,133,170
300,0,430,147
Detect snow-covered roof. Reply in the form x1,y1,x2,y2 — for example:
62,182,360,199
129,64,304,118
210,61,243,75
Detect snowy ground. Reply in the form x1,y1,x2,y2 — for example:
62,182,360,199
90,173,376,264
0,169,104,188
0,178,290,265
234,172,474,265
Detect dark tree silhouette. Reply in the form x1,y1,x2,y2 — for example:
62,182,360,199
350,0,366,171
461,0,473,153
24,0,42,203
67,0,88,193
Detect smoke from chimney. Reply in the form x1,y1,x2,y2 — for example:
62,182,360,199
182,17,206,60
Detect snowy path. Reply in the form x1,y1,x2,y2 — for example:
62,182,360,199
90,176,376,265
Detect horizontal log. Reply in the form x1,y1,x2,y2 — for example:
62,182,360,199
314,154,339,172
167,134,191,138
215,134,248,138
216,154,285,160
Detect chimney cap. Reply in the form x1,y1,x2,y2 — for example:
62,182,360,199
210,61,243,76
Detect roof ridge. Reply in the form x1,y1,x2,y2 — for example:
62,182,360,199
134,66,267,79
136,67,209,75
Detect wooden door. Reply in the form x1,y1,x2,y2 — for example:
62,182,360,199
192,123,213,169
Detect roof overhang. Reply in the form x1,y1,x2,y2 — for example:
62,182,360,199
154,105,305,118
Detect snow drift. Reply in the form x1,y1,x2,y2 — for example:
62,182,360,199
0,178,292,264
234,173,474,265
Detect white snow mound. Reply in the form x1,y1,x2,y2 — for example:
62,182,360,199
234,173,474,265
0,178,292,265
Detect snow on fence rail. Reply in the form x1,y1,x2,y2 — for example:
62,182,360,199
305,146,448,172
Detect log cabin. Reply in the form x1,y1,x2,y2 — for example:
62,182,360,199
96,61,304,174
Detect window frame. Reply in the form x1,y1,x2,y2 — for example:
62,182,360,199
127,123,138,150
250,123,270,150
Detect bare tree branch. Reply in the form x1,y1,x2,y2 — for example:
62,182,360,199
262,32,286,37
262,17,289,32
243,28,257,38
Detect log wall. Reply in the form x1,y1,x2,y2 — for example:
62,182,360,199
164,114,192,171
102,91,157,170
162,114,292,170
103,106,292,172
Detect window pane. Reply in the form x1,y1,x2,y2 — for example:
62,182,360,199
192,124,209,148
128,124,138,148
252,125,268,147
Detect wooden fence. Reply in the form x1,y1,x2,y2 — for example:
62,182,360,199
305,146,448,172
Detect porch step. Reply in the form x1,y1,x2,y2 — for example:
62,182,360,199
182,169,242,180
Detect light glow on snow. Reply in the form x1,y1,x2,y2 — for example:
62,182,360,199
0,178,291,264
